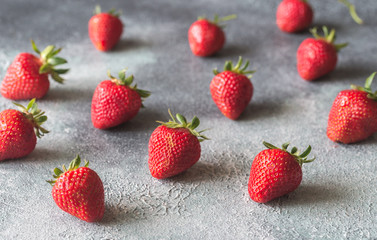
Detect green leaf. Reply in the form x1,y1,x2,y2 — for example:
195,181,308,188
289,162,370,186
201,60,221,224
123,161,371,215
51,72,64,84
68,155,81,171
282,142,290,150
36,115,47,123
47,57,67,66
31,39,40,54
50,48,62,57
176,113,187,125
263,141,278,149
190,116,200,129
118,70,126,81
54,168,63,176
94,5,101,15
299,145,312,158
291,147,298,154
364,72,377,90
53,68,69,74
40,45,55,60
39,63,50,74
136,89,151,98
124,75,134,86
26,98,36,111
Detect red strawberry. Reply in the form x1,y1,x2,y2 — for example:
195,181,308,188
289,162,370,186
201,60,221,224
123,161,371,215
1,40,69,100
88,5,123,51
148,110,209,179
248,142,315,203
47,155,105,222
188,14,236,57
327,72,377,144
276,0,313,33
210,57,256,120
297,26,347,81
0,99,48,161
91,69,150,129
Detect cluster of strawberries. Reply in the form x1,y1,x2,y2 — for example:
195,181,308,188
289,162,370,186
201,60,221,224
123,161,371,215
0,0,375,223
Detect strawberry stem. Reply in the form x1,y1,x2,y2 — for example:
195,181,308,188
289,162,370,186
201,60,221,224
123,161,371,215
47,155,89,186
198,14,236,28
351,72,377,101
213,56,256,78
263,141,315,167
309,26,348,52
157,109,209,142
338,0,363,24
13,99,49,138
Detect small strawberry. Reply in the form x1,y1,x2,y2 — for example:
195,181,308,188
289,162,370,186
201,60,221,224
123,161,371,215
297,26,347,81
248,141,315,203
1,40,68,100
47,155,105,222
276,0,313,33
91,69,150,129
327,72,377,144
210,57,256,120
188,14,236,57
0,99,48,161
148,110,209,179
88,5,123,51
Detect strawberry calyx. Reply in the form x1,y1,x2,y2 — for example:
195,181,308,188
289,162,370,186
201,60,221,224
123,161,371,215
46,155,89,186
338,0,363,24
309,26,348,52
198,14,237,28
213,56,256,78
157,109,209,142
351,72,377,101
107,69,151,103
263,141,315,167
13,98,49,138
31,39,69,84
94,5,121,17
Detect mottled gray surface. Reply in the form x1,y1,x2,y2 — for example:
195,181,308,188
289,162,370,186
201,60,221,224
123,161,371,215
0,0,376,239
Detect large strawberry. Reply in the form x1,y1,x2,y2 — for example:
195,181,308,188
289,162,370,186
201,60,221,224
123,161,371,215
210,57,256,120
47,155,105,222
91,69,150,129
188,14,236,57
148,110,209,179
88,5,123,51
276,0,313,33
1,40,69,100
0,99,48,161
297,26,347,81
248,142,315,203
327,72,377,144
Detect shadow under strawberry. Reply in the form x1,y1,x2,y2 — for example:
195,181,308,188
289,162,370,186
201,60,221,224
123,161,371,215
313,65,374,84
264,183,346,207
112,38,151,52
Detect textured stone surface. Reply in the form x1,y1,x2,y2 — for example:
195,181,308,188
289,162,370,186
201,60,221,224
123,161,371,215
0,0,377,239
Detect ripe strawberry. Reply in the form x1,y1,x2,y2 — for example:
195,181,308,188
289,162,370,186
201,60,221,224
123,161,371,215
88,5,123,51
248,142,315,203
210,57,256,120
188,14,236,57
148,110,209,179
1,40,69,100
327,72,377,144
47,155,105,222
91,69,150,129
0,99,48,161
297,26,347,81
276,0,313,33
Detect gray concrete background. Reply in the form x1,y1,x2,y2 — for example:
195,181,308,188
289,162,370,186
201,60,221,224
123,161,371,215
0,0,376,239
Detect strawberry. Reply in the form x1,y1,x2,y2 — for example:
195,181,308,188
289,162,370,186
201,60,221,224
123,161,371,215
297,26,347,81
188,14,236,57
91,69,150,129
276,0,313,33
88,5,123,51
148,110,209,179
47,155,105,222
248,142,315,203
0,99,48,161
210,57,256,120
327,72,377,144
1,40,69,100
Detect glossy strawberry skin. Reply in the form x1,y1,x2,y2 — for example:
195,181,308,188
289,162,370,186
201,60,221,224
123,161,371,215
52,167,105,222
297,38,338,81
1,53,49,100
91,80,142,129
327,90,377,144
88,13,123,51
210,71,253,120
188,19,225,57
148,126,201,179
0,109,36,161
248,149,302,203
276,0,313,33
